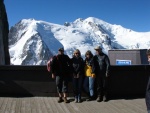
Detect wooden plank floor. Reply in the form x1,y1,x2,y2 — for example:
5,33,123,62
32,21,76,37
0,97,147,113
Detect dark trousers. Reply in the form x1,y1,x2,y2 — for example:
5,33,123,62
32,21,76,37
56,76,68,93
72,76,83,99
96,75,108,97
146,76,150,111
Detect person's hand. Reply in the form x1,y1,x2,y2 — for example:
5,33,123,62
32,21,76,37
73,73,77,78
106,72,110,77
77,73,79,78
91,73,96,78
148,58,150,62
52,73,55,79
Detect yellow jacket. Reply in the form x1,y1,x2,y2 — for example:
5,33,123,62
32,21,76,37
84,64,96,78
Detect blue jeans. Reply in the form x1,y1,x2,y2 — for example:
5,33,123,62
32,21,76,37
56,76,68,93
148,110,150,113
83,76,95,97
72,76,83,99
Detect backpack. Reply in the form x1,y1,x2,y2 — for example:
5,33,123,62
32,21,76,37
47,56,57,72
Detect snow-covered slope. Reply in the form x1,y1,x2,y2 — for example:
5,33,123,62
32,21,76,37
9,17,150,65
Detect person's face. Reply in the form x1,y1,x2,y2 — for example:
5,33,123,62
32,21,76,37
148,55,150,62
95,49,102,55
86,53,90,59
58,50,64,55
74,52,79,57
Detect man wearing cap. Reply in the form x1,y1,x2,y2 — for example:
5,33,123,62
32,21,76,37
51,47,72,103
93,46,110,102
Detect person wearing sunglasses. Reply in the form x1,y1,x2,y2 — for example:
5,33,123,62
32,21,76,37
71,49,84,103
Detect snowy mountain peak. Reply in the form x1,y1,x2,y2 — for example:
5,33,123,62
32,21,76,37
85,17,108,24
9,17,150,65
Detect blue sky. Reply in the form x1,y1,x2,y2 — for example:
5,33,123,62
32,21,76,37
4,0,150,32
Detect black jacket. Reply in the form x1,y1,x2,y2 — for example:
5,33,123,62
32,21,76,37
94,53,110,75
51,54,72,76
71,56,84,76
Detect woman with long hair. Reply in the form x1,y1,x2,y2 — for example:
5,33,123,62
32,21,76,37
71,49,84,103
83,50,96,101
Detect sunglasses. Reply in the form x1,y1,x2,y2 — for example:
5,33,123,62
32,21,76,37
75,53,79,54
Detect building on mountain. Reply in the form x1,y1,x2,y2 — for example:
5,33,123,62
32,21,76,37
108,49,148,65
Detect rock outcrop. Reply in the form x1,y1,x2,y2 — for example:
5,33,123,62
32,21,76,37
0,0,10,65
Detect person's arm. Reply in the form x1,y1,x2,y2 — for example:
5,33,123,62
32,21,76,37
77,57,84,76
92,56,97,73
105,55,110,77
47,60,51,72
51,56,57,78
71,58,77,75
91,56,96,78
66,55,74,74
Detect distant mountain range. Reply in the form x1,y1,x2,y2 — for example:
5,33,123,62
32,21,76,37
9,17,150,65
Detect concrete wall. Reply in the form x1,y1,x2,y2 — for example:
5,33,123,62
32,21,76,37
0,65,149,98
109,65,149,98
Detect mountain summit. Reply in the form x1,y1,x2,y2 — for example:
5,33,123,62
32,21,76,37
9,17,150,65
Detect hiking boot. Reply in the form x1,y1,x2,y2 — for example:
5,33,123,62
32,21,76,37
77,94,81,103
78,99,81,103
86,97,92,101
103,95,108,102
96,96,103,102
75,98,78,103
63,97,69,103
58,97,63,103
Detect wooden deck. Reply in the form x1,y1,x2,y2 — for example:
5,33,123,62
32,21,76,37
0,97,147,113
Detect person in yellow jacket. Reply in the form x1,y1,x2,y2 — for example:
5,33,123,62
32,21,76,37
83,50,96,101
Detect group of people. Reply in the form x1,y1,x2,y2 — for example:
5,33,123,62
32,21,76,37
49,46,110,103
48,46,150,113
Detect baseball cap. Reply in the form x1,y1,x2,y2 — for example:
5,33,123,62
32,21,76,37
94,46,102,50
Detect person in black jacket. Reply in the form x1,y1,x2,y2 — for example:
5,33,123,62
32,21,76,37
71,49,84,103
146,49,150,113
51,47,72,103
93,46,110,102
